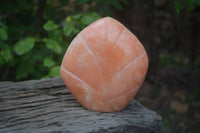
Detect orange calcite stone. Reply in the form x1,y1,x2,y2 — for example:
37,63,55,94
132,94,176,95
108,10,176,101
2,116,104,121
60,17,148,112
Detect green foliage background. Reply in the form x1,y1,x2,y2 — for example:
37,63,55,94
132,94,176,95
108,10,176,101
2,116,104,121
0,0,199,81
0,0,127,81
174,0,200,13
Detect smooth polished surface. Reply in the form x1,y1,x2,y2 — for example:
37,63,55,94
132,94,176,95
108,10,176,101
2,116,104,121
60,17,148,112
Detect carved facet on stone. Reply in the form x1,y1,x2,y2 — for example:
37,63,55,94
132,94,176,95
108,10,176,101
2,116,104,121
60,17,149,112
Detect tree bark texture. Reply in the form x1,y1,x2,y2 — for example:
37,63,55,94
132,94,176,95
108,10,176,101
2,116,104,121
0,78,162,133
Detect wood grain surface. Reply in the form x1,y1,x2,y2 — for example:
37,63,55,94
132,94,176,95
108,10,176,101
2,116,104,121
0,78,162,133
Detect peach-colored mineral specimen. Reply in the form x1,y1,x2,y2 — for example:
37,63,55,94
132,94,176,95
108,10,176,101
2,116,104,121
60,17,148,112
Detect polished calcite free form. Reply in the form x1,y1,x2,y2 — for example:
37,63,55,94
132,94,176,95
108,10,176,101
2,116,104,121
60,17,148,112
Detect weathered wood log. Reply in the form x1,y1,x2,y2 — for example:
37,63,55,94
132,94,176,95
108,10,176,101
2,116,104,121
0,78,162,133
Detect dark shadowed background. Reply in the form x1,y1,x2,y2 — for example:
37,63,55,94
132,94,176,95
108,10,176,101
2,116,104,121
0,0,200,132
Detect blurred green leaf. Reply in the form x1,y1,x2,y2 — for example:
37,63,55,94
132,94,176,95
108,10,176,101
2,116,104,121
113,2,123,11
71,14,82,20
0,44,13,64
43,20,58,31
49,66,60,77
48,29,63,42
175,1,183,14
16,62,34,80
32,45,48,61
66,16,72,23
63,22,76,36
186,0,200,12
187,4,194,12
43,38,62,54
112,0,128,10
14,37,35,55
81,13,101,25
163,118,169,126
159,53,174,67
0,27,8,40
43,57,55,67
